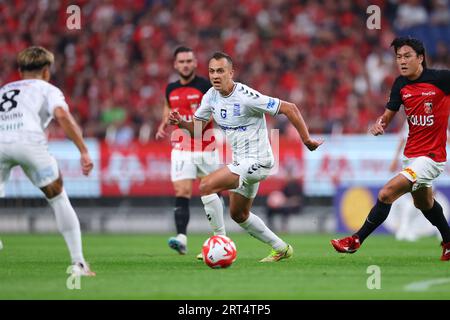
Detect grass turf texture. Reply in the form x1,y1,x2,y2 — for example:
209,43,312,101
0,233,449,299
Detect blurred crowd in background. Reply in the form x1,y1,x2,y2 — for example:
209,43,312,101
0,0,449,144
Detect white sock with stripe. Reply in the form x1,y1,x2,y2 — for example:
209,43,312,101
201,193,226,236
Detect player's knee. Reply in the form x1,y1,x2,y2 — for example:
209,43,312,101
174,186,191,198
42,177,63,199
230,208,249,223
199,179,213,196
378,187,395,204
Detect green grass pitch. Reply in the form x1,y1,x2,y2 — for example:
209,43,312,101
0,233,449,299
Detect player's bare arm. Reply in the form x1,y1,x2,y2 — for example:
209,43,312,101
168,110,209,138
278,101,323,151
369,109,397,136
155,100,171,140
53,106,93,176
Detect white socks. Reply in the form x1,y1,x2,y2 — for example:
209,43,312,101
201,194,226,236
239,212,286,251
47,189,85,264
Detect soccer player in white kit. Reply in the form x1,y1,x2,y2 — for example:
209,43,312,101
169,52,323,262
155,47,224,257
0,46,95,276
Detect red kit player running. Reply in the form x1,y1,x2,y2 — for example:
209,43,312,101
331,37,450,261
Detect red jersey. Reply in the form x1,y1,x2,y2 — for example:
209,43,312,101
386,69,450,162
165,76,215,151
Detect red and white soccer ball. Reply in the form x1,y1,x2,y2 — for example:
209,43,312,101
202,235,237,269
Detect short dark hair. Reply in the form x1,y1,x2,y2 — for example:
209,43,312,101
173,46,193,59
390,37,427,68
210,51,233,67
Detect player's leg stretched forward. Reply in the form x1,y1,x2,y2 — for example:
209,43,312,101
331,173,450,260
331,174,411,254
199,166,293,262
41,175,95,276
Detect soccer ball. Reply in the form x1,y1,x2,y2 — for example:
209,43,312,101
202,235,237,269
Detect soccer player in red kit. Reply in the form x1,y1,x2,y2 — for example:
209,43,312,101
331,37,450,261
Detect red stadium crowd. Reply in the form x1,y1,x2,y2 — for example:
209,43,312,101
0,0,449,143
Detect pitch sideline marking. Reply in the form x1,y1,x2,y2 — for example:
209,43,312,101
404,278,450,292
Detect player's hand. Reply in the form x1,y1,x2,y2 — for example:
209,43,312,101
369,118,385,136
303,137,324,151
80,152,94,176
155,121,168,140
168,111,181,125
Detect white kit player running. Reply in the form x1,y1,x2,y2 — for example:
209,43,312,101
0,46,95,276
169,52,323,262
155,47,225,257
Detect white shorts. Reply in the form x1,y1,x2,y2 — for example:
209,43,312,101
400,156,446,192
0,142,59,197
171,149,220,182
227,158,273,199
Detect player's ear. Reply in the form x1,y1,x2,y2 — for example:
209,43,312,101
417,54,424,65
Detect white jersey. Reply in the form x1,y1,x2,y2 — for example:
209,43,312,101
194,82,280,166
0,79,68,144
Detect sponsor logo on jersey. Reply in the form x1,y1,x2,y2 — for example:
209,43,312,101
424,101,433,114
219,124,247,131
267,98,276,109
220,108,227,118
408,114,434,126
187,94,200,99
233,103,240,116
421,91,436,96
169,96,180,101
402,93,412,99
180,114,193,122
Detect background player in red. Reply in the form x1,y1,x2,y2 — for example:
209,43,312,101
155,47,224,256
331,37,450,261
